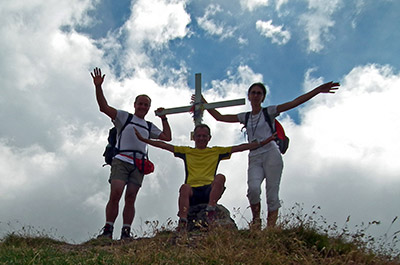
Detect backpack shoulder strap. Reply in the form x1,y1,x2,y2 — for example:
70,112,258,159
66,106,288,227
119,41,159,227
241,111,251,132
117,113,133,150
262,107,275,132
146,121,153,139
120,113,133,135
244,111,251,127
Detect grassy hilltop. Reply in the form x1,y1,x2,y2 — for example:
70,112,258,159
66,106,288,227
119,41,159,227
1,211,399,265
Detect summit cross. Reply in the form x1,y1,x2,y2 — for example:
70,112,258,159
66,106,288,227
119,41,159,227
155,73,245,126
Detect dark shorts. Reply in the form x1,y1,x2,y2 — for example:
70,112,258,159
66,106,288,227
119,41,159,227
189,184,226,206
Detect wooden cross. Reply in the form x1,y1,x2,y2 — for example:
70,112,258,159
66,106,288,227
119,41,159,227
155,73,245,127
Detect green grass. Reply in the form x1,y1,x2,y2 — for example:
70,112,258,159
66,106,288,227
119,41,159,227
1,206,399,264
1,226,399,264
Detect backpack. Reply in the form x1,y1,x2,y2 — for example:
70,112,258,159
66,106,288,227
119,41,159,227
244,108,289,154
103,114,153,166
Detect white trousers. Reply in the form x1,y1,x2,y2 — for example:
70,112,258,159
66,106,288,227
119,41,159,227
247,147,283,212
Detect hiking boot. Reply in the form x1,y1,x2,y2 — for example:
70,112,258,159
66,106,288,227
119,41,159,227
120,226,133,240
97,224,113,239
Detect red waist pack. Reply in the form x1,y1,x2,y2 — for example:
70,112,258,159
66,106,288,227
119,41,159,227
135,158,154,175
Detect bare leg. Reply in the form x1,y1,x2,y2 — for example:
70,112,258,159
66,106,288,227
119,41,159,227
178,184,192,219
105,179,126,223
249,202,262,229
122,183,140,225
250,202,261,221
209,174,226,206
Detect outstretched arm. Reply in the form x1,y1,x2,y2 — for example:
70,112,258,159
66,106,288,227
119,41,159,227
277,81,340,113
198,95,239,123
91,67,117,120
155,107,172,141
134,128,174,153
231,133,277,153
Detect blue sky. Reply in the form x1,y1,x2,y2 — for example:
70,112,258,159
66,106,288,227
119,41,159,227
1,0,400,250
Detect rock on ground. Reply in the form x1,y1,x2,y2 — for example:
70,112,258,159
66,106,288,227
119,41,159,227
187,204,237,231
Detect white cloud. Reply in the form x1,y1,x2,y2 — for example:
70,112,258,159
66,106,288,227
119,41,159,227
210,65,264,99
299,64,400,175
0,139,65,199
196,4,237,40
280,64,400,235
300,0,342,52
275,0,289,12
240,0,270,11
125,0,191,48
256,19,291,45
100,0,191,79
1,0,399,248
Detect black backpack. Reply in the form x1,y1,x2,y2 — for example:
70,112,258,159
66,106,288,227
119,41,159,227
103,114,153,166
244,108,289,154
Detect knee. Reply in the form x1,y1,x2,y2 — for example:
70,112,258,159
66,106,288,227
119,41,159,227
179,184,192,197
247,185,261,205
214,174,226,185
247,182,261,195
125,192,138,204
109,190,123,203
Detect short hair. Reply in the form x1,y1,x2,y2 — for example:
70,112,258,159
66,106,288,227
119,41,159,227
134,94,152,105
194,124,211,136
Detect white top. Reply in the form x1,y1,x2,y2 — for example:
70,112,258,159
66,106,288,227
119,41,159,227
237,105,280,156
113,110,162,163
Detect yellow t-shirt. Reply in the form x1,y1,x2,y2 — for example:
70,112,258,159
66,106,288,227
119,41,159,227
174,146,232,187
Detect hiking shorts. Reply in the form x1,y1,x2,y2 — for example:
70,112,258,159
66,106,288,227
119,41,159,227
247,148,283,212
109,158,144,187
189,184,226,206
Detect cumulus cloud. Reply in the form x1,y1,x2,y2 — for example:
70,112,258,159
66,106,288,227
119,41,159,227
196,4,237,40
301,64,400,174
275,0,289,12
124,0,191,47
256,19,291,45
1,0,399,246
280,64,400,234
300,0,342,52
240,0,270,11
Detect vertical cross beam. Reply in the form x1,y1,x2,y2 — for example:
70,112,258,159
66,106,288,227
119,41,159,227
155,73,245,128
193,73,203,126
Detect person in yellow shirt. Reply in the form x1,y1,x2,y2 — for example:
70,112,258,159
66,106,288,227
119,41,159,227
135,124,275,230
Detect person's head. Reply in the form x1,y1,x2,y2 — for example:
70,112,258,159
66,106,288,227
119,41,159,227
193,124,211,149
134,94,151,119
248,83,267,105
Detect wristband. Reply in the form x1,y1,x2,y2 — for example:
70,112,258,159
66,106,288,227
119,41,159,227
162,117,168,121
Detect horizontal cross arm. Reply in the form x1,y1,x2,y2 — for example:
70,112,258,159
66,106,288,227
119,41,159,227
154,98,245,117
202,98,245,110
155,106,192,116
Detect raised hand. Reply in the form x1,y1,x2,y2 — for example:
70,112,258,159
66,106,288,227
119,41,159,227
317,81,340,93
155,107,166,119
91,67,105,87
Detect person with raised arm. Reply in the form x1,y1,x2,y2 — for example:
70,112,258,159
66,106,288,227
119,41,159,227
135,124,276,231
203,81,339,228
91,67,172,240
